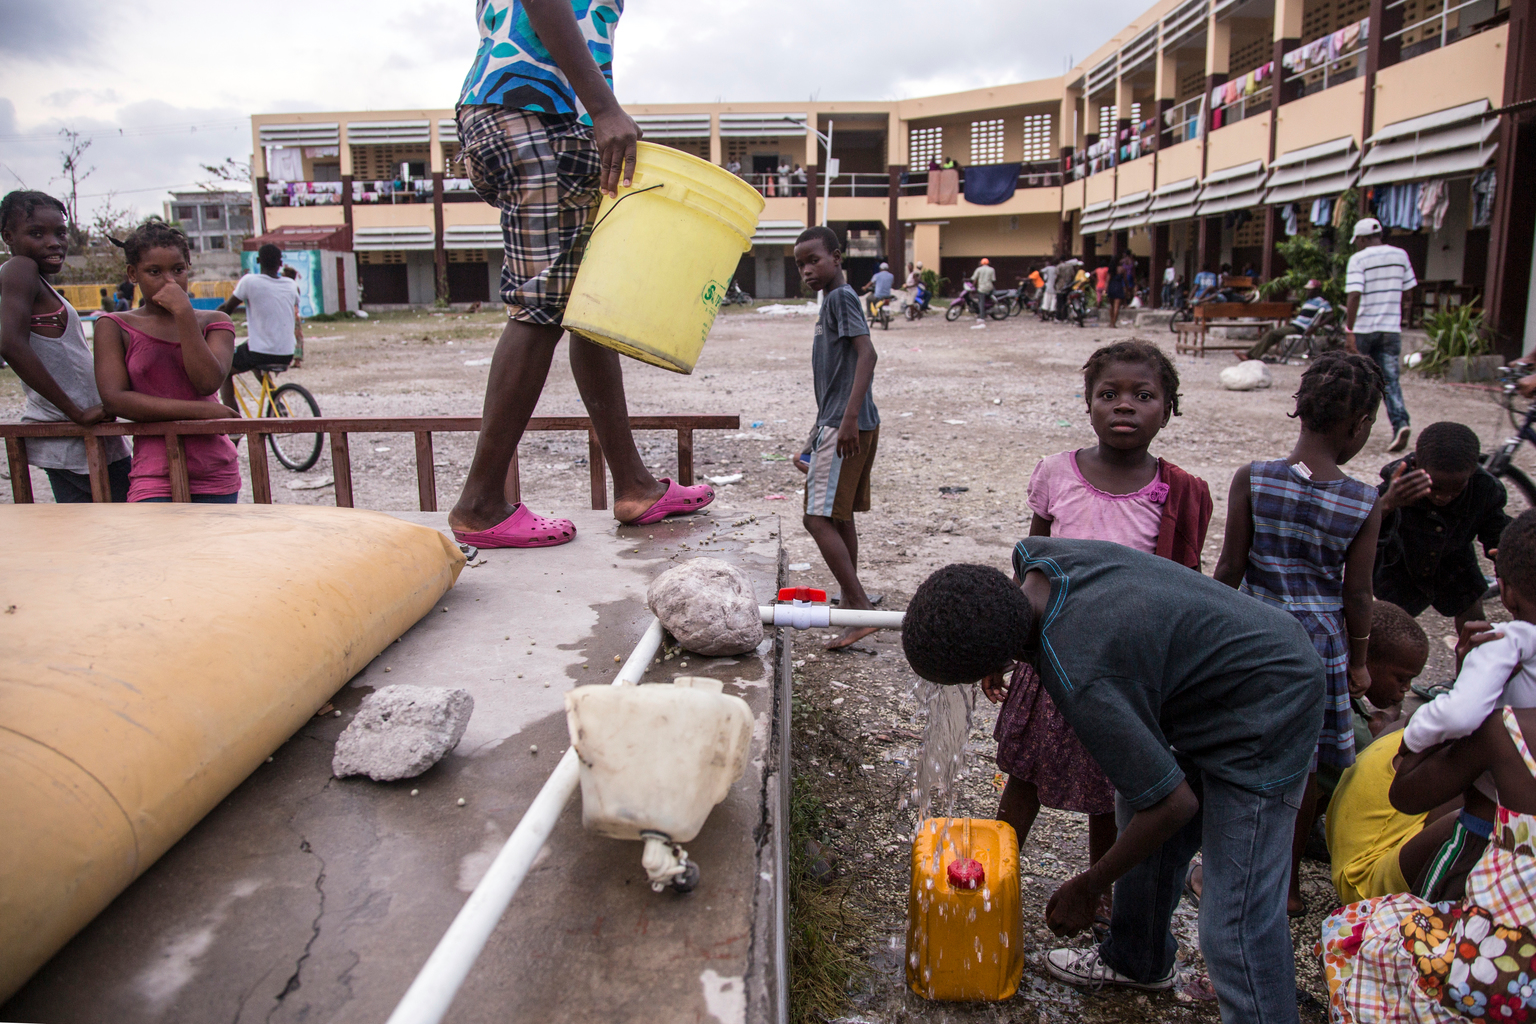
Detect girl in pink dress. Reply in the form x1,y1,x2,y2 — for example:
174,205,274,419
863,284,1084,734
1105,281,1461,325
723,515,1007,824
986,340,1213,877
93,222,242,502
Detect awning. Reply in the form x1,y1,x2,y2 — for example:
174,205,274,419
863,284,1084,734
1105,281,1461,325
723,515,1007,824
1264,136,1360,205
751,220,805,245
632,114,711,139
719,113,806,137
1108,190,1153,231
1147,176,1201,224
241,224,352,251
1360,100,1498,186
353,226,434,251
258,122,339,147
346,120,431,145
1196,159,1267,215
443,224,503,249
1078,199,1114,235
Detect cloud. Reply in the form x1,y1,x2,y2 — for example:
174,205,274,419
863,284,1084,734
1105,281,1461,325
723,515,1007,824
0,0,94,58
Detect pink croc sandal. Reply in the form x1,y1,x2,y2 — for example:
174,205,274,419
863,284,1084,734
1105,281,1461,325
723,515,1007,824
628,478,716,526
451,503,576,548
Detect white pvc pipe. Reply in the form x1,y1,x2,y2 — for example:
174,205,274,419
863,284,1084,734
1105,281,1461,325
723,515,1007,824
758,605,905,630
385,617,666,1024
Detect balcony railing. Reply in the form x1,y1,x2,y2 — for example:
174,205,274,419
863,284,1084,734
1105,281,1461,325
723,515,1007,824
734,171,812,197
815,172,891,197
266,181,344,206
266,179,486,207
899,161,1063,195
1212,84,1273,129
1282,18,1369,98
1162,95,1206,147
1387,0,1503,60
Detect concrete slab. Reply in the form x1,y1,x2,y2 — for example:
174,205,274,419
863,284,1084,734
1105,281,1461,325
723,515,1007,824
4,508,787,1024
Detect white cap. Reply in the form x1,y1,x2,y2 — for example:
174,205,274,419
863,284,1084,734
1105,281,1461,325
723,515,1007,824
879,262,889,270
1352,217,1383,239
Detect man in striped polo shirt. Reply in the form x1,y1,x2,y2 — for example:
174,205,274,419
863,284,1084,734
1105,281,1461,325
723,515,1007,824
1345,217,1418,453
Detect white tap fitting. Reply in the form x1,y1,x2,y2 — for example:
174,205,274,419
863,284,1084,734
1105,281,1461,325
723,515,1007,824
640,832,691,892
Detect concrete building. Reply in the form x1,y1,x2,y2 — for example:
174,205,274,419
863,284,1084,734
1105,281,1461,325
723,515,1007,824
164,190,253,255
247,0,1536,352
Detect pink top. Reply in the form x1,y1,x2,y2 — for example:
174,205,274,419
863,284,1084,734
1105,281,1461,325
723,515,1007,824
99,313,241,502
1026,449,1168,554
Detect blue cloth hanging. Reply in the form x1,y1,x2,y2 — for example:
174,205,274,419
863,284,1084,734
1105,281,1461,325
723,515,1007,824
1280,203,1298,236
962,163,1021,206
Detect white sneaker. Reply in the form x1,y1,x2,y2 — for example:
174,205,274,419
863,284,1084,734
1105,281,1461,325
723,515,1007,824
971,322,987,329
1388,425,1411,452
1045,946,1175,991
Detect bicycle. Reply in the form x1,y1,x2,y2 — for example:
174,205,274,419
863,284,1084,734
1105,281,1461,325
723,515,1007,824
228,362,323,471
1486,367,1536,507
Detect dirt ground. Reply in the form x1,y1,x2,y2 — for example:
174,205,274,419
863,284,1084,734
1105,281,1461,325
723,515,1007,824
5,300,1532,1022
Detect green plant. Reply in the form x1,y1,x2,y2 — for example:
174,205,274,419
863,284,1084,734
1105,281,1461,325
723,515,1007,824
1417,300,1491,375
1259,186,1362,307
919,267,948,298
788,786,868,1024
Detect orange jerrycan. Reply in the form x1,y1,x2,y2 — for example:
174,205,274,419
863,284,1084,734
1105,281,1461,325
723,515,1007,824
905,817,1023,1001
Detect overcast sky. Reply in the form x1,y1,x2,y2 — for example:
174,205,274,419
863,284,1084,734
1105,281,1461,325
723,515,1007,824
0,0,1148,222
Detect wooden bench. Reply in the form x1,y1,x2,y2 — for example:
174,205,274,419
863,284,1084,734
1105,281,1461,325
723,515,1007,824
1174,301,1295,357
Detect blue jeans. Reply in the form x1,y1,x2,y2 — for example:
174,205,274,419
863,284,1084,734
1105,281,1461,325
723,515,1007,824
44,457,131,503
136,493,241,504
1099,768,1306,1024
1354,331,1409,431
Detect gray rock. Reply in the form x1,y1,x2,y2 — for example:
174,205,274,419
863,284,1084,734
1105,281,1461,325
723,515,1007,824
1219,360,1273,392
332,685,475,781
647,557,764,657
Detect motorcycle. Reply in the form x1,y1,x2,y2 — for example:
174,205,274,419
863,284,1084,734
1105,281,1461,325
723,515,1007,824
905,282,931,321
724,278,753,306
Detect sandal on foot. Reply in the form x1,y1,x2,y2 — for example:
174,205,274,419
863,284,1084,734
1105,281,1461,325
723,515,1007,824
451,503,576,549
1184,859,1201,909
627,478,715,526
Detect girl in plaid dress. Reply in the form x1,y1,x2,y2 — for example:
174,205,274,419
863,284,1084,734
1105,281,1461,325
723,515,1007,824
1216,352,1386,917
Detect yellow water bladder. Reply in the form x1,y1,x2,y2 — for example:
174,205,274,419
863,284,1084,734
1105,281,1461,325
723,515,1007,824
0,503,464,1001
562,141,766,374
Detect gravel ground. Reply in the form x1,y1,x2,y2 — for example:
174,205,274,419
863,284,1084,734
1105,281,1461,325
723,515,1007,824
6,300,1532,1022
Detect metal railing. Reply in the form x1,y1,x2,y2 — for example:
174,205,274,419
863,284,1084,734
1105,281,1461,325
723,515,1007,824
1387,0,1502,58
737,171,812,197
1163,95,1206,146
1213,86,1273,127
2,415,739,511
899,160,1062,195
816,172,890,197
1282,18,1369,97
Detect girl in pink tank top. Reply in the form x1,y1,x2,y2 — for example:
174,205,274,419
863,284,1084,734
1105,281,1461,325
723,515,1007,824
93,222,241,502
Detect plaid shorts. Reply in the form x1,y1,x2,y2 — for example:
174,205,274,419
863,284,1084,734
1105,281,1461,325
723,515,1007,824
456,105,602,325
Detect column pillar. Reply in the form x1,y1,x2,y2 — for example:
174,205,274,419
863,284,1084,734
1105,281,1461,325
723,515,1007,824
1151,223,1170,306
1362,0,1407,212
1058,214,1074,259
1485,0,1536,354
1205,12,1232,137
1083,232,1098,271
1154,49,1177,151
1198,216,1222,275
432,171,447,303
1261,206,1280,282
709,112,721,165
806,164,817,227
886,165,905,271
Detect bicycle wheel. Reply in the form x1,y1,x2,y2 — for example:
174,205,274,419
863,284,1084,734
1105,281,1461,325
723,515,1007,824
1498,464,1536,510
1169,307,1192,334
945,300,963,322
265,382,323,472
989,298,1010,320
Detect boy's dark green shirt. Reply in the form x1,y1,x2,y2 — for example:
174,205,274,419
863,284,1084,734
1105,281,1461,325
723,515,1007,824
1013,538,1325,809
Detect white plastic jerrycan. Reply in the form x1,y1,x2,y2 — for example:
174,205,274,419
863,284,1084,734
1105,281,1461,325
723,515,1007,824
565,676,753,891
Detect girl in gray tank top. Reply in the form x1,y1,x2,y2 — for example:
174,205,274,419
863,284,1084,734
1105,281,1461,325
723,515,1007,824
1,190,131,500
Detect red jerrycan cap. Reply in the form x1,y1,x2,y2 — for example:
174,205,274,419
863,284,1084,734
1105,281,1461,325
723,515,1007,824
947,858,985,890
777,587,827,603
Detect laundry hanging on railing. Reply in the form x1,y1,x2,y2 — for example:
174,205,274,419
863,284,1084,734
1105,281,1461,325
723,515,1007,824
1282,17,1369,73
1372,182,1423,230
1418,180,1449,233
1310,196,1335,226
1472,169,1497,228
1280,203,1299,236
962,163,1021,206
927,168,960,205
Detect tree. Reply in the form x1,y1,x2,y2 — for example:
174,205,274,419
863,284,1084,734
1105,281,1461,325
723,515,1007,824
55,128,94,247
89,195,137,248
1261,187,1362,307
199,158,251,190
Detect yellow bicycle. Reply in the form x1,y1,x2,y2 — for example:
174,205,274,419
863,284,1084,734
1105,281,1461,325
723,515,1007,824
229,365,323,471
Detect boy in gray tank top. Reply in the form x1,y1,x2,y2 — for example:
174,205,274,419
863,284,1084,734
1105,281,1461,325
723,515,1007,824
0,191,131,501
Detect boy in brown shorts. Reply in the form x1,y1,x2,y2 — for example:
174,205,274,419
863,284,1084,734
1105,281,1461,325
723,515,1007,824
792,226,880,650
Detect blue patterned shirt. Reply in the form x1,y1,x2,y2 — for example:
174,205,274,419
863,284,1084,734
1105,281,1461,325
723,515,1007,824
458,0,621,122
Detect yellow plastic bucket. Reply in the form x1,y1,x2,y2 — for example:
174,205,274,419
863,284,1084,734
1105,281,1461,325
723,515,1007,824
562,141,765,374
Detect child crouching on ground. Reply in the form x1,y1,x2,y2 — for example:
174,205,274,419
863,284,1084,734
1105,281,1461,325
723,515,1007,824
1374,421,1509,637
988,340,1211,884
1392,508,1536,901
791,225,879,651
903,547,1324,1021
